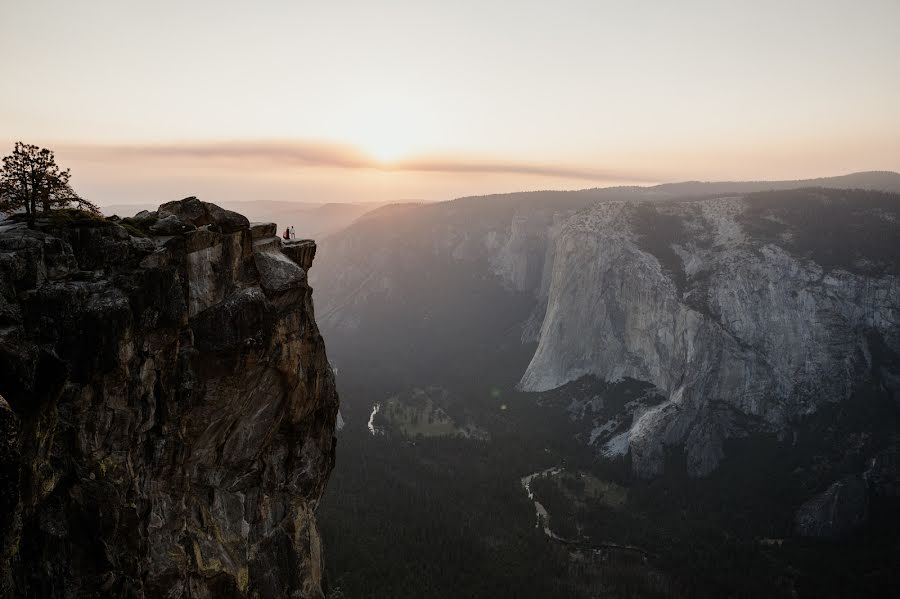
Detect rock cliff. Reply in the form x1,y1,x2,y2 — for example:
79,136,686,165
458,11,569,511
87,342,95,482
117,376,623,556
521,190,900,476
310,181,900,483
0,198,338,598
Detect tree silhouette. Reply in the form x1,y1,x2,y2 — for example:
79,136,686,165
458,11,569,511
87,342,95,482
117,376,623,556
0,142,98,224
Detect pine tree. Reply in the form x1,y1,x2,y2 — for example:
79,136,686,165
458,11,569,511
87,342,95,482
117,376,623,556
0,142,98,225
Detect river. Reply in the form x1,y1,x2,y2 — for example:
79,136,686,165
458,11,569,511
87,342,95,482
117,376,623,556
520,467,569,542
520,467,655,559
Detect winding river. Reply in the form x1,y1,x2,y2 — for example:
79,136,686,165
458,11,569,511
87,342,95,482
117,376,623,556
520,467,568,541
520,467,655,559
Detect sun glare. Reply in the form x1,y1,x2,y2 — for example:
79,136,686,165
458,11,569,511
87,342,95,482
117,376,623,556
353,113,419,164
359,134,410,164
341,90,434,164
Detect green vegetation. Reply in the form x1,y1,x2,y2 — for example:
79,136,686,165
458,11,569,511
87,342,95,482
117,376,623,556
630,202,692,293
118,221,150,238
320,394,679,599
741,188,900,275
316,198,900,597
116,213,157,237
381,396,460,437
377,388,490,440
45,208,107,225
321,362,900,598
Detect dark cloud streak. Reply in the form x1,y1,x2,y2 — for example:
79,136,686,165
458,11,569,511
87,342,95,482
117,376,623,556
60,141,649,182
388,158,638,181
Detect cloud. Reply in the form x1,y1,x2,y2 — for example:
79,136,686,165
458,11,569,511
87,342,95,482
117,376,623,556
62,140,371,169
388,157,639,181
59,140,650,182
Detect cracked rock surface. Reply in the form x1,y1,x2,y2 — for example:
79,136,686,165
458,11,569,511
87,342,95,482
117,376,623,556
520,191,900,476
0,198,338,598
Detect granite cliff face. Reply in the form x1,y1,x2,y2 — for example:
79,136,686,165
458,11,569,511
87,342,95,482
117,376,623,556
0,198,338,598
313,184,899,485
311,194,601,389
313,194,598,337
521,190,900,477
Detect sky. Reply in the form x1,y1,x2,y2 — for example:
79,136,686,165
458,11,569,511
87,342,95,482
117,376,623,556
1,0,899,205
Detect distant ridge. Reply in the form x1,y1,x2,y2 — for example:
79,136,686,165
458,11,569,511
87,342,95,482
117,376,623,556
648,170,900,196
347,171,900,229
432,171,900,207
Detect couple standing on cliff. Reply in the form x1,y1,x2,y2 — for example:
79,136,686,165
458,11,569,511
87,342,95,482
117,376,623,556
283,225,295,240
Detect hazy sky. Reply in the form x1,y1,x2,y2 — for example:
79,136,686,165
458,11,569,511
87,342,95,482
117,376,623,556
2,0,899,205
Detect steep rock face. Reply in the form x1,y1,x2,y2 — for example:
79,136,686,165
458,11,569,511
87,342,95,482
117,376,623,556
521,190,900,476
282,240,317,272
308,182,900,480
0,200,338,598
313,192,629,338
310,195,600,387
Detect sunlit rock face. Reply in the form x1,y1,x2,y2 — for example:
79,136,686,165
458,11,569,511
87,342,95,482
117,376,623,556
312,194,611,339
521,190,900,477
312,186,899,480
0,199,338,598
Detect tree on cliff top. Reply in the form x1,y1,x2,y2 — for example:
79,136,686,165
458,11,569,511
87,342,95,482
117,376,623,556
0,142,99,223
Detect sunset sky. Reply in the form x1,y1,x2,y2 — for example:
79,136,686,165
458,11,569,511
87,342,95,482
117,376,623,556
2,0,899,205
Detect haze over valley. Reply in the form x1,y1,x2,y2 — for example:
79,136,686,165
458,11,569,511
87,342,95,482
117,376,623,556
311,172,900,596
2,1,900,598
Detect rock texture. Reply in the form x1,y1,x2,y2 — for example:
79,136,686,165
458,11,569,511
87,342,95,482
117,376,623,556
0,199,338,598
282,240,317,273
521,190,900,476
310,195,602,389
795,474,869,539
311,182,900,481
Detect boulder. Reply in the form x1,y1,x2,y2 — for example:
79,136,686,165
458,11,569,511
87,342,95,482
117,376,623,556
250,222,277,239
206,203,250,233
254,250,307,310
150,214,196,236
283,239,317,271
157,196,207,224
158,197,249,234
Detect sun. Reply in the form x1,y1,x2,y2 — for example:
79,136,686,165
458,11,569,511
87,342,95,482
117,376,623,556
343,91,432,164
359,134,411,163
354,116,418,163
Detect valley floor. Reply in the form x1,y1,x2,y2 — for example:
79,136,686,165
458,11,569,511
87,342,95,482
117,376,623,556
319,367,900,599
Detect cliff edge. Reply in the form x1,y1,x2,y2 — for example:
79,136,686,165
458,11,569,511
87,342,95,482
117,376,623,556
0,198,338,598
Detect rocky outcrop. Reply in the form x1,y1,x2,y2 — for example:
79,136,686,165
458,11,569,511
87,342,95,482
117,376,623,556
520,190,900,477
795,475,869,539
158,196,250,234
283,240,317,272
0,199,338,598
